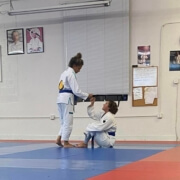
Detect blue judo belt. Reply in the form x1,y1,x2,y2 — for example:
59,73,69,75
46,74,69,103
59,89,78,105
59,89,73,94
108,132,115,136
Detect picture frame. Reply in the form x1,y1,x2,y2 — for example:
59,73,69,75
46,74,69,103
7,28,24,55
26,27,44,54
137,46,150,66
169,50,180,71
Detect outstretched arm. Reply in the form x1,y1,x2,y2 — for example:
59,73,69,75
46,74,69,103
89,97,95,107
68,73,93,100
87,97,103,121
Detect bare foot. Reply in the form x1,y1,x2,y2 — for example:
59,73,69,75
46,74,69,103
76,142,87,148
56,142,63,147
63,143,75,148
56,136,63,147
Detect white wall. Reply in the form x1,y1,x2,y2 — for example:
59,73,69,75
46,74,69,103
129,0,180,141
0,0,65,140
0,0,180,141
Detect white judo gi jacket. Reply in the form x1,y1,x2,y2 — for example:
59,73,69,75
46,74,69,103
86,106,117,147
57,67,88,104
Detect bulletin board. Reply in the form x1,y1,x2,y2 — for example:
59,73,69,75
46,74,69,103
132,66,158,106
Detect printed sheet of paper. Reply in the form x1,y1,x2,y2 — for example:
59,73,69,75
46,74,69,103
133,67,157,87
144,87,157,104
133,87,143,100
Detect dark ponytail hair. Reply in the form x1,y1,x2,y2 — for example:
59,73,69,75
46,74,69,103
68,53,84,68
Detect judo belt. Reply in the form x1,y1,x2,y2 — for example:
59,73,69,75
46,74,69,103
108,132,115,136
59,89,78,105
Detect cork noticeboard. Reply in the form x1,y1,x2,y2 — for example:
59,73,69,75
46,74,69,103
132,66,158,106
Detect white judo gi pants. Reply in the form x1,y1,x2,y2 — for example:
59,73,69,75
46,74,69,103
57,102,73,141
84,131,115,148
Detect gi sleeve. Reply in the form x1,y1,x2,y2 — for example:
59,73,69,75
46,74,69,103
87,106,104,121
68,73,89,100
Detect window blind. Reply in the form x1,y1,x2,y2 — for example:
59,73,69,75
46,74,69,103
63,0,129,95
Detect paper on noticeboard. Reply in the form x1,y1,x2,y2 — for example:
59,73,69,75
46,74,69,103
144,87,157,104
133,87,143,100
133,67,157,87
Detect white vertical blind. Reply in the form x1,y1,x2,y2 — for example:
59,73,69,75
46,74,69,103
63,0,129,95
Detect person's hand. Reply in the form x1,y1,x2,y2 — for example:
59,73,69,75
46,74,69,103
88,93,93,99
90,97,95,106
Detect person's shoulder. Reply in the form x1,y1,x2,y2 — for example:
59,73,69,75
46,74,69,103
29,38,34,42
33,38,40,42
36,38,41,42
106,112,115,119
67,67,74,72
66,67,73,74
61,68,71,77
9,42,14,46
16,41,21,44
67,67,76,77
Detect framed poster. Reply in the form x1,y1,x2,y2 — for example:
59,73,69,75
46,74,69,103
137,46,150,66
169,50,180,71
26,27,44,54
7,28,24,55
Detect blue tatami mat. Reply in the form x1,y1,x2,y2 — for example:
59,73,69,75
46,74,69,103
0,142,174,180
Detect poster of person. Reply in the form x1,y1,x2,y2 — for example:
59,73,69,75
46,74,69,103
137,46,150,66
26,27,44,54
7,29,24,55
169,51,180,71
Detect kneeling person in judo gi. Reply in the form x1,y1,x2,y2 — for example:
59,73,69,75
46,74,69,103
77,97,118,148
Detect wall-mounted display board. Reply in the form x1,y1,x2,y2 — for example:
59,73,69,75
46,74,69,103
132,66,158,106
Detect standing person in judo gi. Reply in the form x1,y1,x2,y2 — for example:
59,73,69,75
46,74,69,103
76,97,118,148
56,53,93,148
